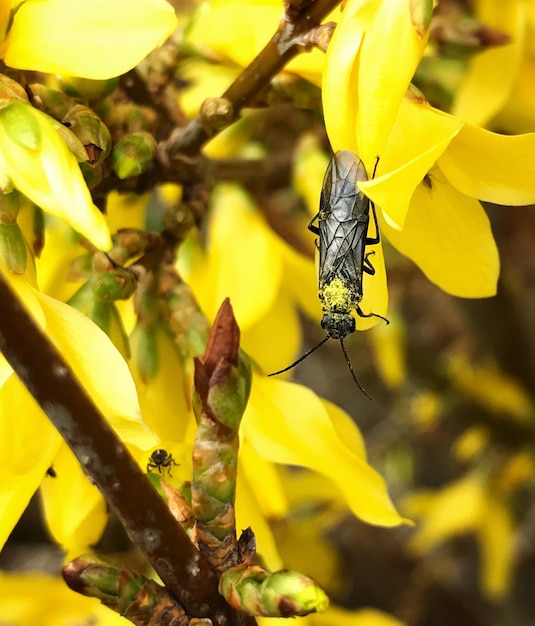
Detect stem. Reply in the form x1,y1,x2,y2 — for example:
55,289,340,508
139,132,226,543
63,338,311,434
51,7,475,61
164,0,341,157
0,273,254,626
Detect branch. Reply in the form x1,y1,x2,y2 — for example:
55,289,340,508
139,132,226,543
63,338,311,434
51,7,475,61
163,0,341,158
0,272,253,626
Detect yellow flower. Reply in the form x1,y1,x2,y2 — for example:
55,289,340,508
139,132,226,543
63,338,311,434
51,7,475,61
323,0,535,300
2,0,177,80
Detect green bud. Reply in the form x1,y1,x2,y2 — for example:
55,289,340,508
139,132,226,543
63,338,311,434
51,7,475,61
46,116,89,162
27,83,76,120
131,325,159,383
409,0,434,38
79,161,103,189
207,362,250,431
62,104,112,163
219,566,329,617
0,74,29,107
0,222,28,274
56,75,119,101
63,556,146,601
0,100,42,150
92,267,138,301
68,279,130,358
262,570,329,616
112,131,157,179
0,189,20,224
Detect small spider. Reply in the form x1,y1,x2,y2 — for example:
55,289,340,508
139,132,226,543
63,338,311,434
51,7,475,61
147,449,179,476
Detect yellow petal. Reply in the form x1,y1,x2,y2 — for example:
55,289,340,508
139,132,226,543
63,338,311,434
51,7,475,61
439,124,535,205
188,184,283,329
323,0,429,162
242,286,302,375
244,376,407,527
478,494,515,599
33,288,156,448
237,453,286,572
369,310,407,389
452,0,524,126
5,0,177,79
40,443,107,558
293,138,330,219
404,475,486,553
186,1,326,83
0,374,62,552
129,324,195,443
0,102,111,249
381,176,499,298
105,190,148,233
0,572,127,625
361,98,463,230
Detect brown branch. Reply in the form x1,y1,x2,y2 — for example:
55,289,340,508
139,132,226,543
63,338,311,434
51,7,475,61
0,273,254,626
163,0,342,159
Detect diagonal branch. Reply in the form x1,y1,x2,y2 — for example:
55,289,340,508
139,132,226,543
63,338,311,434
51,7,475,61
163,0,341,159
0,272,254,626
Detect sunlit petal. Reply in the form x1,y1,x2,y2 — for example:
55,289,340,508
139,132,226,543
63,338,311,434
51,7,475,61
5,0,177,79
478,494,515,599
0,572,126,624
452,0,524,126
439,125,535,205
35,289,156,447
381,177,499,297
0,102,111,249
361,98,463,229
244,376,407,527
323,0,429,162
40,444,107,559
187,184,284,329
0,375,61,552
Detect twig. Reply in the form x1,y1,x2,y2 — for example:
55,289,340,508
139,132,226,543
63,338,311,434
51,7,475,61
163,0,341,158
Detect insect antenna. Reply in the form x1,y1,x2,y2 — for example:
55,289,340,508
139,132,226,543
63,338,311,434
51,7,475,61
268,336,330,377
339,339,372,401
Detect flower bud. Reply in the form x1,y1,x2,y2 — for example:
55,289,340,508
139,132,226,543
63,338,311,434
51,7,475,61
111,131,157,179
0,222,28,274
62,104,112,164
56,75,119,101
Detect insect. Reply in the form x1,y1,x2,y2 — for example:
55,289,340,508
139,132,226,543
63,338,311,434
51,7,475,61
269,150,388,397
147,449,179,476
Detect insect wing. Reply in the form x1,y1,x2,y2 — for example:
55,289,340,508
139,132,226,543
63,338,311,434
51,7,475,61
318,151,370,291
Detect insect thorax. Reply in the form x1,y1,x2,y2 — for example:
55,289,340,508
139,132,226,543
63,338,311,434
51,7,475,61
319,276,359,313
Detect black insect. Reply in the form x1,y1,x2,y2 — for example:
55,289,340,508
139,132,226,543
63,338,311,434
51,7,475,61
269,150,388,398
147,449,179,476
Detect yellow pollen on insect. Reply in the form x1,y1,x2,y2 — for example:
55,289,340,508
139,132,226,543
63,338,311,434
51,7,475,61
320,277,355,312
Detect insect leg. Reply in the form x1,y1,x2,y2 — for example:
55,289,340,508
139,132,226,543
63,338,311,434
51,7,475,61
307,213,320,236
363,250,376,275
356,304,389,325
365,202,380,246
